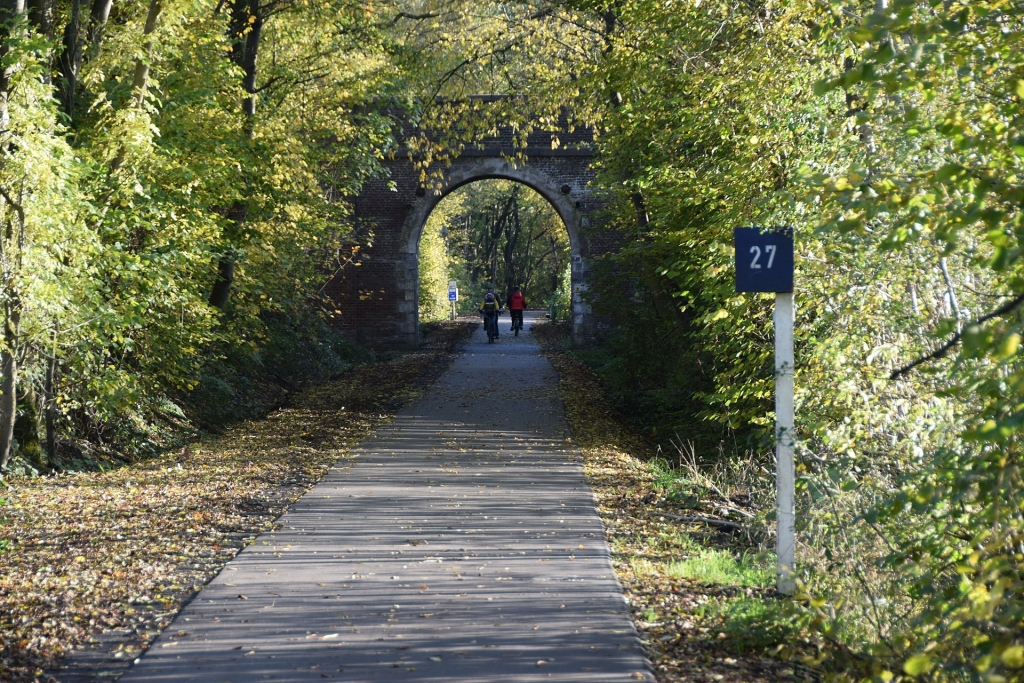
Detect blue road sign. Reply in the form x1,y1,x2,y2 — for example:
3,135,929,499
734,227,794,293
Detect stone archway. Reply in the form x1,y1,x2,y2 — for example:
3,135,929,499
324,144,603,350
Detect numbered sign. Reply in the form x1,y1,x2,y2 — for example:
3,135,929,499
734,226,797,593
734,227,794,293
448,281,458,302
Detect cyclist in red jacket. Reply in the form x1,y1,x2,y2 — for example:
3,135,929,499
508,286,526,333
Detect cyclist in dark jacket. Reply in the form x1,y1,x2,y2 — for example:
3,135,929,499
479,290,502,338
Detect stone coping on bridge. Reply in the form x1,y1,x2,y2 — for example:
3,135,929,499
394,146,594,158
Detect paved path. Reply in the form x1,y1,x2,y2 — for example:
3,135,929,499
119,313,653,683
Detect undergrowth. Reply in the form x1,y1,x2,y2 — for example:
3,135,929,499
4,311,374,477
181,311,374,431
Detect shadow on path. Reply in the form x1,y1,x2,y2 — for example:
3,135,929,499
118,313,653,682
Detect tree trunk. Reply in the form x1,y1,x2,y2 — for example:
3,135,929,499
939,257,961,330
208,245,237,310
0,344,16,470
130,0,161,105
502,191,522,300
631,192,649,228
44,349,57,466
208,0,263,310
0,217,21,471
0,0,26,471
0,0,26,128
13,383,43,471
518,223,536,296
56,0,82,116
56,0,113,120
107,0,161,172
229,0,262,127
27,0,52,37
548,233,560,293
85,0,113,57
0,202,24,472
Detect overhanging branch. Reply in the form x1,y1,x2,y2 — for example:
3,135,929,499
890,291,1024,380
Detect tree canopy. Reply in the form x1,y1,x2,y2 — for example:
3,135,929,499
2,0,1024,679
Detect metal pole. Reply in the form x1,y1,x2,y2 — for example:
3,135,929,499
774,291,796,595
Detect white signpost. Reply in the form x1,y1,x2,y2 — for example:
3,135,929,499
734,227,796,595
773,291,795,595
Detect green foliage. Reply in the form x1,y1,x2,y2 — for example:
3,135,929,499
575,276,723,445
0,0,394,470
548,263,571,322
183,311,369,429
784,3,1024,680
578,0,842,442
574,0,1024,679
419,192,463,323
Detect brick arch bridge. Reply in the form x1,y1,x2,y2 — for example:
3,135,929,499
323,125,608,349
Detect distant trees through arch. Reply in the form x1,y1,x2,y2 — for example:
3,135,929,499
418,180,571,322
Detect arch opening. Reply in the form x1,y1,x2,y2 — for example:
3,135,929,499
416,179,573,327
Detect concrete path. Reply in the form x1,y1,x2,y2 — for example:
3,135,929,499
119,312,653,683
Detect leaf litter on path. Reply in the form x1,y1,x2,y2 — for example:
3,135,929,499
0,322,476,683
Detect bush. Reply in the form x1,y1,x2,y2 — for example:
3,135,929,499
183,311,369,430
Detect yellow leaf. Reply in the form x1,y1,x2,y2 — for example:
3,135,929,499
1002,646,1024,668
994,334,1021,361
903,654,933,676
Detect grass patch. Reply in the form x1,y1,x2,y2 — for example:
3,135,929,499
701,596,794,654
671,549,774,587
631,548,774,588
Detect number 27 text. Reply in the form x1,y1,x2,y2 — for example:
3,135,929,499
749,244,777,270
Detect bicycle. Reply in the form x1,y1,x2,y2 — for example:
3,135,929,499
510,310,524,336
482,309,501,343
